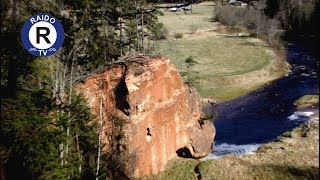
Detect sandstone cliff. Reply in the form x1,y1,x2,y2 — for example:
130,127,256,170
75,54,215,178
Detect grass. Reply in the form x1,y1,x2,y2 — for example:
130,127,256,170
198,120,319,180
157,36,270,77
138,158,197,180
155,36,288,100
156,1,289,101
294,94,319,106
158,2,216,34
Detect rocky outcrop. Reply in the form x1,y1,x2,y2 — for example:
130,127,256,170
75,54,215,178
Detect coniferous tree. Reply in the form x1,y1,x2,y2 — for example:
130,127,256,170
1,0,166,179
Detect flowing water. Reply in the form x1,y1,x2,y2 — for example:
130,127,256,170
203,42,319,160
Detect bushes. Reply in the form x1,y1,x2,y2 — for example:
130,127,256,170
214,3,282,46
150,22,168,40
174,33,183,39
282,131,292,138
189,24,198,34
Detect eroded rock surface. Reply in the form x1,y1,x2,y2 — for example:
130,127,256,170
75,54,215,178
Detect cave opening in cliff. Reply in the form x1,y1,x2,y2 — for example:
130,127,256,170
146,127,152,142
114,75,131,116
176,147,193,158
147,127,152,136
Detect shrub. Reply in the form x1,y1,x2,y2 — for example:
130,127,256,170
189,24,198,34
282,131,292,138
226,26,243,34
150,22,168,40
174,33,183,39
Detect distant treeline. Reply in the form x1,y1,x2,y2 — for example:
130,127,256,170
214,0,320,49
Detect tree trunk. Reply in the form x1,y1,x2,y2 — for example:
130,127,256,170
96,76,104,180
76,133,82,173
141,12,144,53
66,54,75,159
7,0,20,98
188,64,191,84
120,12,123,56
136,1,140,51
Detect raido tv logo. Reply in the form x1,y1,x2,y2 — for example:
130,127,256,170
21,14,64,57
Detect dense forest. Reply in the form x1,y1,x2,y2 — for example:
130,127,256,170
1,0,319,179
1,0,166,179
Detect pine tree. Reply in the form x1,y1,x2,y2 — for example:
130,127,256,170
185,56,198,86
1,0,166,178
0,91,98,179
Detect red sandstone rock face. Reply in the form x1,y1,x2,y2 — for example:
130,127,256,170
75,55,215,178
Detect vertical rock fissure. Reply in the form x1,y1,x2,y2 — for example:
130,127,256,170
114,66,130,116
194,163,202,180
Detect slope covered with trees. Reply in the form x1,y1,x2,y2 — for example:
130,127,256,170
1,0,167,179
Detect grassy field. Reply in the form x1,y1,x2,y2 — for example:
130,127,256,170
156,2,289,101
158,2,216,34
155,35,288,100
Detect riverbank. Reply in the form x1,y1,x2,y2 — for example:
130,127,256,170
294,94,319,110
139,119,319,180
139,41,319,179
198,119,319,180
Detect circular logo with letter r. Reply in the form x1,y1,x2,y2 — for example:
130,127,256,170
21,14,64,57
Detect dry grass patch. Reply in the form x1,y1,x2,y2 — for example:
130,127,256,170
158,2,216,34
138,158,198,180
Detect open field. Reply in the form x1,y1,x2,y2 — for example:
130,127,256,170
158,2,216,34
155,35,289,100
156,2,289,101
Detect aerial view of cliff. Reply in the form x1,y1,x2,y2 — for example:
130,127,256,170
1,0,319,179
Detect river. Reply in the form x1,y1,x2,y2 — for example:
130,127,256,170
203,42,319,159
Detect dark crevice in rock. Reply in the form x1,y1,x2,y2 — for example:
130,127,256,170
147,127,152,136
114,66,130,116
194,163,202,180
198,119,205,129
176,147,193,158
